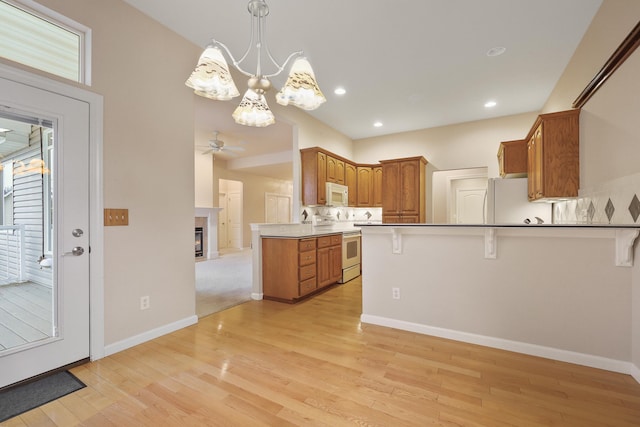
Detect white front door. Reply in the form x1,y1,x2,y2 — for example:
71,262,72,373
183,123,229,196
0,76,90,388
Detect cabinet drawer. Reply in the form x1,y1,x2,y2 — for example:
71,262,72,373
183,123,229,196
299,239,316,252
299,249,316,266
330,235,342,246
299,277,317,296
299,263,316,281
317,235,331,248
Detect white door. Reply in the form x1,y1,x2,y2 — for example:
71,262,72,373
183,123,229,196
265,193,291,223
0,77,90,388
218,193,227,250
228,192,242,248
455,188,486,224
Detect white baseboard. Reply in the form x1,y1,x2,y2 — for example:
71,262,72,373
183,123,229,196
104,315,198,357
361,314,636,379
631,363,640,384
251,292,263,300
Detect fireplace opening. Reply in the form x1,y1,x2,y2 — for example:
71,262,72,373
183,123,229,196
195,227,204,258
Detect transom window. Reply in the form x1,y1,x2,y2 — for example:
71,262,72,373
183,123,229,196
0,0,91,84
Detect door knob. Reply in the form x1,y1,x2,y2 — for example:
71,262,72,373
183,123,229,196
72,228,84,237
64,246,85,256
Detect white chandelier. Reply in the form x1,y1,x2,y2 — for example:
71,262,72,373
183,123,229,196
185,0,326,127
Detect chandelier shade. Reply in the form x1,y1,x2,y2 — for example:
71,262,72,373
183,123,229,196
232,89,275,127
186,0,324,127
276,57,326,110
185,46,240,101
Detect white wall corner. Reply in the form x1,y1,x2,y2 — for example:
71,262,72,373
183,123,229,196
484,228,497,259
615,228,640,267
630,363,640,384
103,315,198,357
391,228,402,254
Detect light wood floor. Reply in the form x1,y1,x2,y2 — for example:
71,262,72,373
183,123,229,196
6,277,640,426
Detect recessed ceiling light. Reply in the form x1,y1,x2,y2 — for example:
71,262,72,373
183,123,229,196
334,87,346,95
373,121,383,128
484,100,497,108
486,46,506,57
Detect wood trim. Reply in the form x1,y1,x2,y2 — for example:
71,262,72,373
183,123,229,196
573,20,640,108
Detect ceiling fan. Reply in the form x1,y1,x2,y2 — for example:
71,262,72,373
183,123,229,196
198,131,246,156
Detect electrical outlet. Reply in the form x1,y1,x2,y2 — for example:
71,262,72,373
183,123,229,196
140,295,150,310
392,287,400,300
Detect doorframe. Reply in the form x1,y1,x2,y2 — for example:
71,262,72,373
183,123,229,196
0,62,105,360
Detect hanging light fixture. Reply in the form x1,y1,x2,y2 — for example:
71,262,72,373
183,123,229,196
185,0,326,127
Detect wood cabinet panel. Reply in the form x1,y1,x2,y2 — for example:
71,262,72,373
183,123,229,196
327,155,345,184
301,149,327,206
317,235,342,288
357,166,373,207
373,166,383,207
345,162,357,206
498,139,528,177
381,157,426,223
526,109,580,201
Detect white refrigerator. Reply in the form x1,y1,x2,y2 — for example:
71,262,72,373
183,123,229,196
485,178,552,224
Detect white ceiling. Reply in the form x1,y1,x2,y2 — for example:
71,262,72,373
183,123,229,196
123,0,603,180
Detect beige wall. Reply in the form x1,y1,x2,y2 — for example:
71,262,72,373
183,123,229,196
538,0,640,373
352,112,538,177
34,0,199,346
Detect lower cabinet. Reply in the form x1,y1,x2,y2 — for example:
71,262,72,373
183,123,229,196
316,234,342,288
262,234,342,302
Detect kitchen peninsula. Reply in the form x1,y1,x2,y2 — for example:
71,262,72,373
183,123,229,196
358,223,640,382
251,222,362,303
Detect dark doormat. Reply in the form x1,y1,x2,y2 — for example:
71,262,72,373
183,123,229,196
0,371,86,422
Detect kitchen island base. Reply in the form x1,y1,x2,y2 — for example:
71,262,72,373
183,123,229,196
359,224,640,383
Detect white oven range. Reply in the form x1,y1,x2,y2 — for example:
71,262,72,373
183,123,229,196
340,231,361,283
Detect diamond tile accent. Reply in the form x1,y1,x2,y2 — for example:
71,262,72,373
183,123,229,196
587,201,595,222
629,194,640,223
605,198,615,223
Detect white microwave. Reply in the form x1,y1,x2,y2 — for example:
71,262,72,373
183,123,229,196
326,182,348,206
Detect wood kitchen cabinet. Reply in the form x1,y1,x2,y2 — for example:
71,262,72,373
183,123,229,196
327,155,345,184
498,139,527,177
381,156,427,223
356,166,373,207
301,148,327,206
345,162,357,206
316,234,342,288
372,166,383,207
262,234,342,303
300,147,384,208
526,109,580,201
357,165,383,207
262,237,317,302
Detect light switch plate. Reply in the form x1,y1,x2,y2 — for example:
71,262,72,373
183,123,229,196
104,208,129,226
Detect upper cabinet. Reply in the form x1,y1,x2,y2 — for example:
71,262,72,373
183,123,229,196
526,109,580,201
380,156,427,223
498,139,527,178
301,148,327,206
326,155,345,185
345,162,357,206
301,147,380,207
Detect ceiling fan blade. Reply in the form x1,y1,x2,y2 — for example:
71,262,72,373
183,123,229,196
201,149,214,155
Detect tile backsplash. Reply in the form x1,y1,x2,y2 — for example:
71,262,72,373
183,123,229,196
554,172,640,224
300,206,383,224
